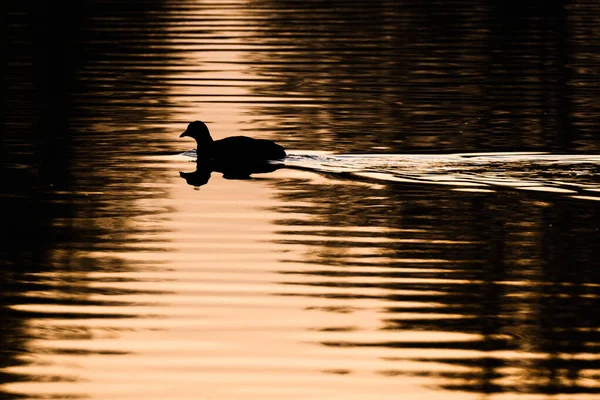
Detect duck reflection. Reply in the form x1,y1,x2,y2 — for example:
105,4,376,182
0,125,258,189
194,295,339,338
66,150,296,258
180,159,283,187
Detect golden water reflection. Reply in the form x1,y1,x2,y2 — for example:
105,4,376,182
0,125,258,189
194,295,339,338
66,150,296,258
2,1,600,399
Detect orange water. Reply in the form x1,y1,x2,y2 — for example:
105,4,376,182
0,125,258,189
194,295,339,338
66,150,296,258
2,1,599,399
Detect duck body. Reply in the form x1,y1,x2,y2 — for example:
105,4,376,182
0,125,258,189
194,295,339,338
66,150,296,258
180,121,286,161
210,136,286,161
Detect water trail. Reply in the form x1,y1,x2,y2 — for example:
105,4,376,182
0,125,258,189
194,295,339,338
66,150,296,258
178,151,600,199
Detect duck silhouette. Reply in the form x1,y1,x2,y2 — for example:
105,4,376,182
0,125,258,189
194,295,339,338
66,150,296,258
179,121,286,186
180,121,286,161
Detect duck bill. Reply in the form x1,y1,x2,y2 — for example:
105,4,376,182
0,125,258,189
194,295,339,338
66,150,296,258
179,130,189,138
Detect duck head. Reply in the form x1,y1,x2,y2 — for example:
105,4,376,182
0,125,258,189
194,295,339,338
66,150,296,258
180,121,214,149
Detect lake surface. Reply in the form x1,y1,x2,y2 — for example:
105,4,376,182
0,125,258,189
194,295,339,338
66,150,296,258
2,1,599,399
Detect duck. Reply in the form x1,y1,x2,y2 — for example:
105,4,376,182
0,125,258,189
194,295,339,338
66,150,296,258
180,121,286,161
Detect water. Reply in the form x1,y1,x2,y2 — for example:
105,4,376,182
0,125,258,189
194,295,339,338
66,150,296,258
2,1,600,399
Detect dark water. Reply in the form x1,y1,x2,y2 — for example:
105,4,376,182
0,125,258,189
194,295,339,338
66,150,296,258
2,1,599,399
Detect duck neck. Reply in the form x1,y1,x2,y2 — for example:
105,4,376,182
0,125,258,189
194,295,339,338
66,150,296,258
195,136,214,157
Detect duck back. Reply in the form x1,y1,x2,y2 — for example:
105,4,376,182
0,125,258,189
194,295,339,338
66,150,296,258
211,136,286,160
